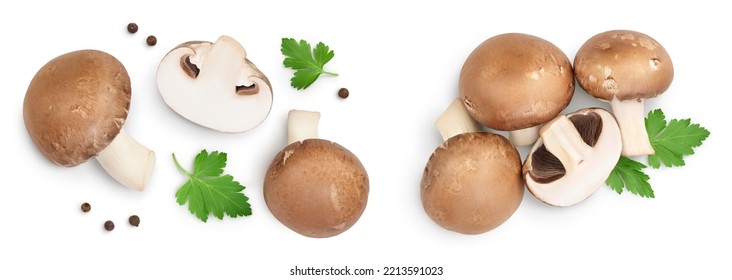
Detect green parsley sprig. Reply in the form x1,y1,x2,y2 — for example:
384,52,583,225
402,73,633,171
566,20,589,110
606,156,654,198
281,38,338,90
173,150,252,222
605,109,710,198
646,109,710,168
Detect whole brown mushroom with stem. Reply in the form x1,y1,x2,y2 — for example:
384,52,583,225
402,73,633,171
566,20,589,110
264,110,369,238
421,99,524,234
574,30,674,157
460,33,575,146
23,50,155,191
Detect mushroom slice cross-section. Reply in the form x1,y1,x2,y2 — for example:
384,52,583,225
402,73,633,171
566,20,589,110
157,35,273,133
523,108,621,207
574,30,674,156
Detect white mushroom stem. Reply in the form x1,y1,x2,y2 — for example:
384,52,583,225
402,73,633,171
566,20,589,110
508,126,540,146
539,116,593,175
198,36,247,83
609,98,655,157
436,98,480,141
288,110,321,145
96,128,156,191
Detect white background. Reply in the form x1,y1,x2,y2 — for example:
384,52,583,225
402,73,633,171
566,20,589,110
2,1,729,279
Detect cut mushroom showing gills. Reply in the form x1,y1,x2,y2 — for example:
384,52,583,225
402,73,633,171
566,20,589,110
523,108,621,207
157,35,273,133
264,110,369,238
459,33,575,146
574,30,674,157
23,50,155,191
421,99,524,234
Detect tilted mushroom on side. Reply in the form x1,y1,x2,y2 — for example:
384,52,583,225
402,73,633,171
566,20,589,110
157,35,273,133
263,110,369,238
459,33,575,146
523,108,621,207
421,99,524,234
574,30,674,157
23,50,156,191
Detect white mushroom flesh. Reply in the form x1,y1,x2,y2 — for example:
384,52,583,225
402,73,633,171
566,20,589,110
287,110,321,145
609,97,655,157
157,35,273,133
525,109,621,207
96,128,156,191
435,98,480,141
508,126,540,146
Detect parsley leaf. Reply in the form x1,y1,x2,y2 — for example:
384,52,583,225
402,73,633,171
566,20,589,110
281,38,338,90
645,109,710,168
173,150,252,222
605,109,710,198
606,156,654,198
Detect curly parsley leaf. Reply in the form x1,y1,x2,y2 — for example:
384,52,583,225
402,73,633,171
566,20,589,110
173,150,252,222
606,156,654,198
645,109,710,168
281,38,338,90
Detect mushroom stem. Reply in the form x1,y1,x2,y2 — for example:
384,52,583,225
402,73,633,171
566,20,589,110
95,128,156,191
436,98,480,141
508,126,540,146
539,116,594,174
287,110,321,145
609,98,655,157
198,35,247,84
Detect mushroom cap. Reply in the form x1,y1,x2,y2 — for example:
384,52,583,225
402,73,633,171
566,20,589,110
574,30,674,101
23,50,130,167
421,132,524,234
459,33,574,131
523,108,621,207
264,139,369,238
157,35,273,133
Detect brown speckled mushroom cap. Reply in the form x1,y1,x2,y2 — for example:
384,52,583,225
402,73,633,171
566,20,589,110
574,30,674,101
459,33,575,131
421,132,524,234
23,50,131,167
264,139,369,238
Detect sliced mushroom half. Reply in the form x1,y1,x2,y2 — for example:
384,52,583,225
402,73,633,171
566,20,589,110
523,108,621,207
157,35,273,133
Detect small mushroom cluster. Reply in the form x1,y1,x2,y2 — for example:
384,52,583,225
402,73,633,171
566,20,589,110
23,35,274,191
423,30,673,234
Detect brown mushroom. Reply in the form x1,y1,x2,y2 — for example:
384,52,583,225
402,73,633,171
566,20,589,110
264,110,369,238
23,50,155,191
574,30,673,157
421,99,524,234
523,108,621,206
459,33,575,146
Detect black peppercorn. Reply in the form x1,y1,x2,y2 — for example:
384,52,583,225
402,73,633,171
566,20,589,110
146,35,157,46
338,88,349,99
129,215,140,227
127,23,138,34
104,220,115,231
81,202,91,213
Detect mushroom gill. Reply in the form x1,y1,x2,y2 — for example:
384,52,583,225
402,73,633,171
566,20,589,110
180,55,200,78
527,111,603,184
